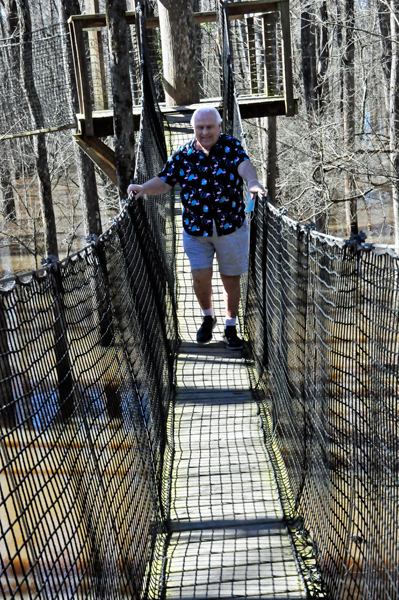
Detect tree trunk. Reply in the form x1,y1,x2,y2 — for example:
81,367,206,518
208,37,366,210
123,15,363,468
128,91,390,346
5,0,19,37
263,13,279,203
301,3,318,118
343,0,357,235
157,0,199,106
105,0,135,202
59,0,103,237
0,163,16,221
2,0,19,222
301,1,327,230
318,0,329,112
267,117,277,203
378,0,391,117
389,0,399,247
17,0,58,257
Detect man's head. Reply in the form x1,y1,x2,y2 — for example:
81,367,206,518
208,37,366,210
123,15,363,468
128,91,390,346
191,107,222,151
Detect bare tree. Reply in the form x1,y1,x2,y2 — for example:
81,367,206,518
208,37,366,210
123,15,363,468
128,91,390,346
342,0,357,235
16,0,58,257
105,0,135,201
59,0,103,237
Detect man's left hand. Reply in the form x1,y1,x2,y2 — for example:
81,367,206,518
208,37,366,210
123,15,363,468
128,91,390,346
248,179,267,200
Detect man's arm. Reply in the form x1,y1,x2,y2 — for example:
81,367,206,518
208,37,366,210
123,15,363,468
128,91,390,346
237,160,267,199
127,176,172,199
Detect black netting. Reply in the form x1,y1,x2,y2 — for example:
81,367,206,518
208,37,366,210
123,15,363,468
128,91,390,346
244,199,399,600
0,24,76,138
81,23,142,114
0,9,178,600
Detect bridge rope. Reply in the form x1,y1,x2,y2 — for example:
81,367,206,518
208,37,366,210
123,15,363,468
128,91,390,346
0,6,399,600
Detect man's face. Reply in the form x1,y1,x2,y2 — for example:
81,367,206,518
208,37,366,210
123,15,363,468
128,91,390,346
194,112,222,151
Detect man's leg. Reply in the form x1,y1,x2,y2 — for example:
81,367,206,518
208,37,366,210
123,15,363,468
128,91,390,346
220,273,241,318
192,267,217,344
192,267,213,309
220,273,243,350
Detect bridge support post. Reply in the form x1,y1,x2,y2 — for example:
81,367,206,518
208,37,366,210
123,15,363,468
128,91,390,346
45,256,76,422
0,297,15,427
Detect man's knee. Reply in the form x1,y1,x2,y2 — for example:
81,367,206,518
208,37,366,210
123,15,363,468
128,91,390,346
220,273,241,287
192,267,213,285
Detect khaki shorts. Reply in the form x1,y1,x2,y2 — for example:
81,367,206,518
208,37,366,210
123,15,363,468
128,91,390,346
182,220,249,276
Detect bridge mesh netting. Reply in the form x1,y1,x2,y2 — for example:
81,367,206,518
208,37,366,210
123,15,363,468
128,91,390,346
1,5,399,600
0,23,76,138
0,9,177,599
246,203,399,599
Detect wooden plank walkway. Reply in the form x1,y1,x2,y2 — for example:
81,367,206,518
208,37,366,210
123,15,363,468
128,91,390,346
161,218,307,599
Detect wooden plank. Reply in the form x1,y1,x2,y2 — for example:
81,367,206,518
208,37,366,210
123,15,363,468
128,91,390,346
159,95,294,119
68,20,83,113
168,520,288,541
166,562,302,584
73,134,116,184
77,95,297,140
164,578,306,598
72,20,94,136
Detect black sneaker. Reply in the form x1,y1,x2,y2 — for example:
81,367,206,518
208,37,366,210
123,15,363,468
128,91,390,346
223,325,243,350
197,316,217,344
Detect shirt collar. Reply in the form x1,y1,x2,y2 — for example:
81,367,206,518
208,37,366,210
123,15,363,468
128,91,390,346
191,133,223,156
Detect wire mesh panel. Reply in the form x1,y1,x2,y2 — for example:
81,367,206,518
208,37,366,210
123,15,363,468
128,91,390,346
244,198,399,600
0,24,76,138
0,214,175,598
82,23,142,114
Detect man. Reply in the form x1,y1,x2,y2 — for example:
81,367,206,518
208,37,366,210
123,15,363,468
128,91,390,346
128,106,266,349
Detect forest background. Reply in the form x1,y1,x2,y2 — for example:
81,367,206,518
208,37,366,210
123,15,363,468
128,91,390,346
0,0,398,279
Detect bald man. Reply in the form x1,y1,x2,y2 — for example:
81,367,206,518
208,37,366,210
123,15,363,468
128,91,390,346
128,106,266,350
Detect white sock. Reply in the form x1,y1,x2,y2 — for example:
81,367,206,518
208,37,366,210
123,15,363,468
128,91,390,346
202,307,215,318
225,317,236,327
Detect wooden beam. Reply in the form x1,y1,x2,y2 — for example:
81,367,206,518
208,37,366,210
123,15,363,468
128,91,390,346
76,94,297,140
68,1,284,31
74,134,116,184
70,20,94,136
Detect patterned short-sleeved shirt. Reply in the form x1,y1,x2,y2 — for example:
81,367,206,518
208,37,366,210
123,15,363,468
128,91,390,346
158,133,249,236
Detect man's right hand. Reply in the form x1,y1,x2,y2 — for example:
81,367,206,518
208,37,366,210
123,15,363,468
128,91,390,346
127,183,144,199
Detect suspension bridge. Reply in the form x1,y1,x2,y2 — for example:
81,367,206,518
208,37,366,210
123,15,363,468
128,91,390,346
0,3,398,599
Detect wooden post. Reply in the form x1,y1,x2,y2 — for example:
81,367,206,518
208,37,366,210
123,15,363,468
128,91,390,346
46,257,76,422
86,0,108,110
69,18,94,136
247,16,259,94
0,297,15,428
279,0,294,116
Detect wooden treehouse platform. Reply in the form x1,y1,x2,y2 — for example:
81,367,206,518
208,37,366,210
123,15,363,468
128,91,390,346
69,0,296,185
159,208,307,598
